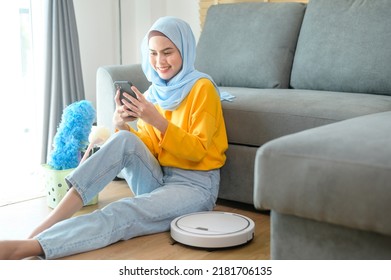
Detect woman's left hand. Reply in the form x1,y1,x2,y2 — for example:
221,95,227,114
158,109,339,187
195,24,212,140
122,86,169,134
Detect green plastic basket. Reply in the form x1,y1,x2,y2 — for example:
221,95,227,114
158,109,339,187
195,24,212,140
42,164,98,208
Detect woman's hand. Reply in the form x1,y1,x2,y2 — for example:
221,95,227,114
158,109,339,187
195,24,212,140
122,86,169,134
113,89,138,130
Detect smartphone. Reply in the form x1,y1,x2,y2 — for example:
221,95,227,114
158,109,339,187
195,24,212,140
114,81,137,105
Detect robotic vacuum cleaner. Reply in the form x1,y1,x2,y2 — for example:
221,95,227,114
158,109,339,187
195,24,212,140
170,211,255,248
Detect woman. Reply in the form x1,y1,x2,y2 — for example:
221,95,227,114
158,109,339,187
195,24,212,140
0,16,228,260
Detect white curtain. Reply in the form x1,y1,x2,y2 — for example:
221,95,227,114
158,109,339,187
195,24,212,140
0,2,44,204
0,3,22,130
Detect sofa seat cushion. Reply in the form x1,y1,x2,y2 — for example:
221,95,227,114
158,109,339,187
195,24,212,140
221,87,391,147
291,0,391,95
196,2,305,88
254,111,391,236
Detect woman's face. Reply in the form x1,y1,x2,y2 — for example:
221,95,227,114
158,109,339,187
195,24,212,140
149,35,183,81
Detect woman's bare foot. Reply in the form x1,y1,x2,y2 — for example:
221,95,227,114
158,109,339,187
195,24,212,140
1,188,83,259
0,239,43,260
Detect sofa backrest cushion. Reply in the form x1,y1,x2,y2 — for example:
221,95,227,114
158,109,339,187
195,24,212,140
291,0,391,96
195,3,306,89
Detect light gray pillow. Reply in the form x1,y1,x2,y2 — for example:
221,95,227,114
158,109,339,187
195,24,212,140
195,2,306,89
291,0,391,96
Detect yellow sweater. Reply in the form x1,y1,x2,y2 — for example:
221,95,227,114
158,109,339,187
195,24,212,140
128,78,228,170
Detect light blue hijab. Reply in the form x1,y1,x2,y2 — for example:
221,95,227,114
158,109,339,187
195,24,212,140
141,17,234,111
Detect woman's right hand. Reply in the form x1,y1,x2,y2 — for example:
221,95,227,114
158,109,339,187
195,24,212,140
113,89,138,130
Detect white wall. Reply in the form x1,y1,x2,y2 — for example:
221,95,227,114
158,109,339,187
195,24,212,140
73,0,200,107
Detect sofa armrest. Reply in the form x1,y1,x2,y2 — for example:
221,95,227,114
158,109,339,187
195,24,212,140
96,64,150,133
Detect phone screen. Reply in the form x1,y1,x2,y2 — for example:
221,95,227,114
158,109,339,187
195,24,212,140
114,81,136,105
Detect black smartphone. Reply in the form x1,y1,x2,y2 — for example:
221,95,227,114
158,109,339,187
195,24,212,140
114,81,137,105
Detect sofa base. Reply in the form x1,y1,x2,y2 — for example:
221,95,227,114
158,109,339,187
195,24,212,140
271,212,391,260
219,144,258,205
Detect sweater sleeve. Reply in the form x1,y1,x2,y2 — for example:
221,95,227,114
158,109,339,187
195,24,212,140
127,121,159,158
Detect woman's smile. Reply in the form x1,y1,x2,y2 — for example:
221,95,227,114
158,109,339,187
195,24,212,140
157,65,171,73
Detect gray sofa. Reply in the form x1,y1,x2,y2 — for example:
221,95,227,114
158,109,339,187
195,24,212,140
96,0,391,259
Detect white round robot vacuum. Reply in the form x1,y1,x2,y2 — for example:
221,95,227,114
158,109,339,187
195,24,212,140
170,211,255,248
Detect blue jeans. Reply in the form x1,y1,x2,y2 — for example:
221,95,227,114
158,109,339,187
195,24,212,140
36,131,220,259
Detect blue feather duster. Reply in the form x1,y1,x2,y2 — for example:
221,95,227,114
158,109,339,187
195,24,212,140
48,100,96,170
